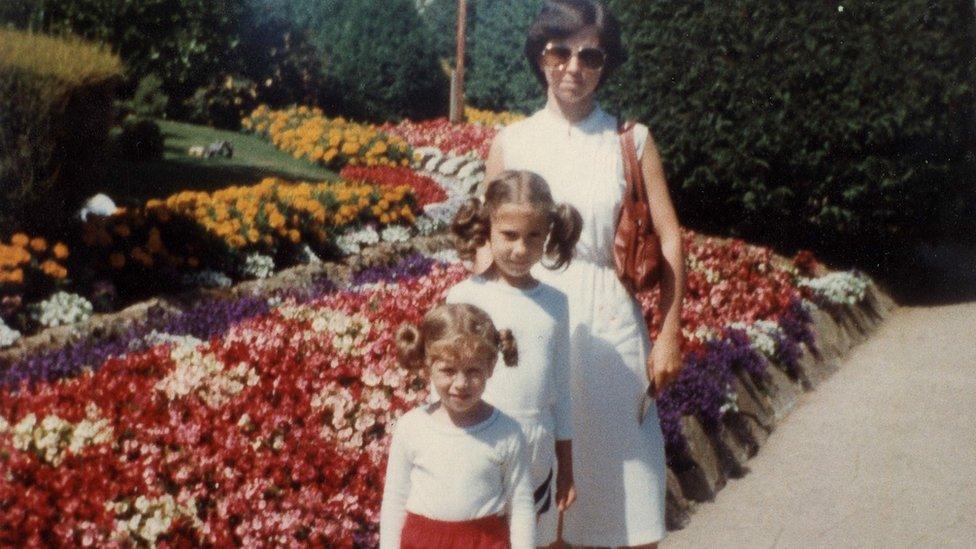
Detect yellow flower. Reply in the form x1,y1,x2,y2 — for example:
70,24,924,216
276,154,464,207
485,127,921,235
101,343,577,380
10,233,29,247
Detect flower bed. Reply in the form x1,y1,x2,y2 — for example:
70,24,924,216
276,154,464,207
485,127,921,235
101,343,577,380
0,229,874,545
378,117,498,158
77,177,419,292
339,166,448,208
242,105,412,170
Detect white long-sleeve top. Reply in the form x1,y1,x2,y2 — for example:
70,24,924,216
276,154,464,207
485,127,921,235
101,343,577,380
379,405,535,549
446,276,574,440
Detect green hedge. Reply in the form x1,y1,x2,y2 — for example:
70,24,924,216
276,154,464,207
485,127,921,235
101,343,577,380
603,0,976,248
0,29,121,234
306,0,449,122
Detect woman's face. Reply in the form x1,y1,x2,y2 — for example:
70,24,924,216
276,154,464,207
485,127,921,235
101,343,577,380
541,26,604,107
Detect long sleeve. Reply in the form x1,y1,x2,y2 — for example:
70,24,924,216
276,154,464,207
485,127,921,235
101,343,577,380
505,431,536,549
379,425,412,549
552,295,574,440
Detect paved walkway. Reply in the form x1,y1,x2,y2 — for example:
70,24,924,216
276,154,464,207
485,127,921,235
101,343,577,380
663,302,976,548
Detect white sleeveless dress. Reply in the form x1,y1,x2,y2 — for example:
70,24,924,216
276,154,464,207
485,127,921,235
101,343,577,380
498,104,667,546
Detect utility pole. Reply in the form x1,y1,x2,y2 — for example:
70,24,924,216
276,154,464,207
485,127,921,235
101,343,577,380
449,0,467,123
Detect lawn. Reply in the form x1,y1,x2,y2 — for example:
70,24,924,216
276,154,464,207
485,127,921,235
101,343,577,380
101,119,338,205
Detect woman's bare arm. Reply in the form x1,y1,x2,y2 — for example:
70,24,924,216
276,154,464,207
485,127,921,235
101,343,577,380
640,129,685,394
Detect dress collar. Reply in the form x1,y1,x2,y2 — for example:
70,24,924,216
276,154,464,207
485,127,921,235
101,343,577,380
537,103,608,136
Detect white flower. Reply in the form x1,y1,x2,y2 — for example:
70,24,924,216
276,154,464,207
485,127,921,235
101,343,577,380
335,226,381,255
241,253,275,279
730,319,783,359
0,318,21,347
424,248,459,265
799,271,868,306
31,291,93,327
381,225,412,243
413,215,442,236
9,408,112,466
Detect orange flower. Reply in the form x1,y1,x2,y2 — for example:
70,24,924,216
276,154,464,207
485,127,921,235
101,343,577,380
4,268,24,284
188,257,200,268
109,253,126,269
29,237,47,252
41,260,67,279
52,242,69,260
10,233,28,247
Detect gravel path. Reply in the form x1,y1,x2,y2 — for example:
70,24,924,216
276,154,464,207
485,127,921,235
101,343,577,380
663,301,976,548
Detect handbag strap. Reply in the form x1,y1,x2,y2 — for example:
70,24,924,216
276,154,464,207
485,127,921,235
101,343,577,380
618,120,648,206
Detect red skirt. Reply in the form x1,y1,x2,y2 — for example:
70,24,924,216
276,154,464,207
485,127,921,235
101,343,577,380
400,512,510,549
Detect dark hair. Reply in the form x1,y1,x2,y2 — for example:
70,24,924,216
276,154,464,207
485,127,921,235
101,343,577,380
396,303,518,370
524,0,625,89
451,170,583,270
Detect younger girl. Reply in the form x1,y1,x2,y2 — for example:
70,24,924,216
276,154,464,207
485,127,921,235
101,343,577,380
449,170,583,547
380,303,536,549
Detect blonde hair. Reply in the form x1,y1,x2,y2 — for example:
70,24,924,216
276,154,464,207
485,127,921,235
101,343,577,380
452,170,583,270
396,303,518,370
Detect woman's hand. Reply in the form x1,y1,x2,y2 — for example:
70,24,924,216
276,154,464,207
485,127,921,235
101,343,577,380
556,477,577,512
647,334,682,397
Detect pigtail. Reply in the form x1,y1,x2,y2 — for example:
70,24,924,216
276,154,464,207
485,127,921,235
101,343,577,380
451,197,490,264
497,328,519,367
543,202,583,270
395,322,426,370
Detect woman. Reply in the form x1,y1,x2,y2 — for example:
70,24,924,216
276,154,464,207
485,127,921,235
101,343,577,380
479,1,685,547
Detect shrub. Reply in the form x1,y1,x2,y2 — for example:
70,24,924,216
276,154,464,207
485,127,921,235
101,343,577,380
115,118,164,162
465,0,543,114
312,0,449,122
0,29,122,235
183,75,259,130
603,0,976,250
126,73,169,119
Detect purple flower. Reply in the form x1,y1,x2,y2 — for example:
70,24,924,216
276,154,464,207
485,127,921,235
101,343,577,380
351,253,436,286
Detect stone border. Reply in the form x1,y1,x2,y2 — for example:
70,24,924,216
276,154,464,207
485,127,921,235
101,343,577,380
664,280,897,529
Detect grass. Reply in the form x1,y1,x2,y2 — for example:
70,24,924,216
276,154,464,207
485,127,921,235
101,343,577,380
101,119,338,205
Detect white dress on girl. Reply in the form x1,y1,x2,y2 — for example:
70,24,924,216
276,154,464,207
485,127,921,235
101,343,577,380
379,405,536,549
496,104,668,546
446,276,572,546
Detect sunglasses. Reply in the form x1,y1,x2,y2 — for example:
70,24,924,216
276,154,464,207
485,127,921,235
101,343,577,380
540,43,607,71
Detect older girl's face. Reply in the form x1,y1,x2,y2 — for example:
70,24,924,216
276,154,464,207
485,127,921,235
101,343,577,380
541,26,603,107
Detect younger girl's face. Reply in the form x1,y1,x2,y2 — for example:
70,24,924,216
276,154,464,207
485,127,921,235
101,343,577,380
488,203,549,288
429,349,494,416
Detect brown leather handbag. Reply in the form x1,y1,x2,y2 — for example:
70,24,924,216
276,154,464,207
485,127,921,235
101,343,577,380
613,121,663,294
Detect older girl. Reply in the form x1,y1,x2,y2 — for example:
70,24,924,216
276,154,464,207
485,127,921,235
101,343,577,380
451,170,582,547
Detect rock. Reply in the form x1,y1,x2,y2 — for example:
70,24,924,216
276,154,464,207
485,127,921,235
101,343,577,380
809,306,848,361
676,415,726,501
437,155,468,176
77,193,118,221
665,467,692,529
456,158,485,180
759,364,799,421
423,155,445,172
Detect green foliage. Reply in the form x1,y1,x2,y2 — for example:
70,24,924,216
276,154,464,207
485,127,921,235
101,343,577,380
127,74,169,119
0,0,326,122
419,0,542,114
466,0,543,114
116,118,164,162
0,0,250,114
601,0,976,247
183,75,259,130
0,29,121,234
313,0,449,122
